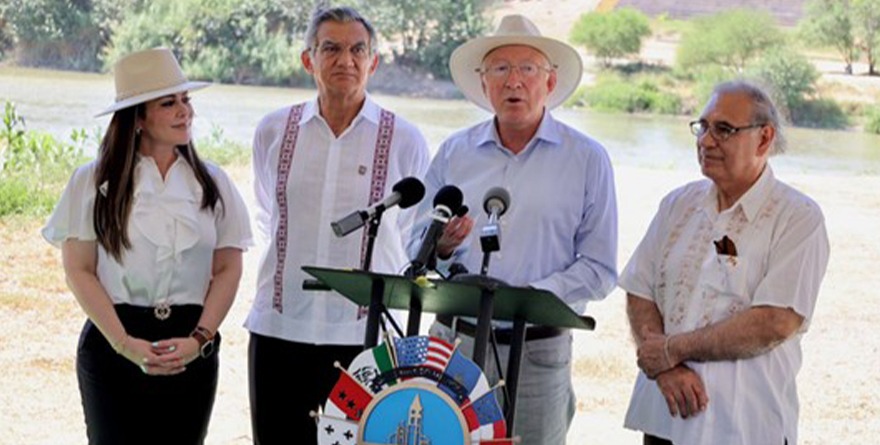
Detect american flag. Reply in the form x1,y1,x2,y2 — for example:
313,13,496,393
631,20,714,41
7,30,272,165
394,336,454,372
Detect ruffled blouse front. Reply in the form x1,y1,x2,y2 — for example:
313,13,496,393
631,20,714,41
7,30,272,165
42,155,252,307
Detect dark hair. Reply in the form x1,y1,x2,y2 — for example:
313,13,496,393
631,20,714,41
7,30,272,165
93,103,223,262
713,80,787,154
304,6,377,53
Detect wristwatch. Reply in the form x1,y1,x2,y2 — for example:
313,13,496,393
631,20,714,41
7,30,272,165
190,326,216,358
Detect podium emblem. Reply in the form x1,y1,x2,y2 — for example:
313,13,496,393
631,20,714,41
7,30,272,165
316,335,514,445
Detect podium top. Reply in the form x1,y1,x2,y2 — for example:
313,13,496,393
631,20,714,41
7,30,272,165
303,266,595,331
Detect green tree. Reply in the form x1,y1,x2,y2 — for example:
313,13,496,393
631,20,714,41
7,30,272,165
853,0,880,75
358,0,488,79
105,0,312,86
750,48,818,120
1,0,102,70
677,9,784,73
800,0,858,74
0,13,13,60
570,8,651,67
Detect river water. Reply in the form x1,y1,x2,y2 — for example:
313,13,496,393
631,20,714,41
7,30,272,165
2,66,879,176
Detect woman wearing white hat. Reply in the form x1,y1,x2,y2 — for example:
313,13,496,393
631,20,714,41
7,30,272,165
42,48,252,444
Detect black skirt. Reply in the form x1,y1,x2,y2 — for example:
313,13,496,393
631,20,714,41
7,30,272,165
76,304,220,445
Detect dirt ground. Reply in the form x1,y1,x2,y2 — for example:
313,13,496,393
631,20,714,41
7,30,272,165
3,2,879,443
2,162,878,444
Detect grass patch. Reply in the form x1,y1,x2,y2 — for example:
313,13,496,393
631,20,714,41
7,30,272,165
866,107,880,134
197,125,251,166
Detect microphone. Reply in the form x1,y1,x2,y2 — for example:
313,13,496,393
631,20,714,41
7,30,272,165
480,186,510,253
409,185,464,274
331,177,425,237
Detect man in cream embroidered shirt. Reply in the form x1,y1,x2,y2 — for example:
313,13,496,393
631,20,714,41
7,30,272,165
621,81,830,445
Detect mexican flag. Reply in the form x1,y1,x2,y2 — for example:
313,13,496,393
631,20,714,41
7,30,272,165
347,340,397,393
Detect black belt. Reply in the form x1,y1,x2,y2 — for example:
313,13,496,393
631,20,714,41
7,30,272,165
436,314,565,344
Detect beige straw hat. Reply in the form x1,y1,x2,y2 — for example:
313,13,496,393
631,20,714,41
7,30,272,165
96,48,210,117
449,14,583,112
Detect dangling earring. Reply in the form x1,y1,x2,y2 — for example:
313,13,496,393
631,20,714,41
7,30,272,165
135,127,142,136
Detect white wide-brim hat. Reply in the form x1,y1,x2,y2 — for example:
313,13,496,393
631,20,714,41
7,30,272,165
96,48,210,117
450,14,583,112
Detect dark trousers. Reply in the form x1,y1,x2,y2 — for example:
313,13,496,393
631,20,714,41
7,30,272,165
644,435,674,445
248,333,362,445
77,304,219,445
644,434,789,445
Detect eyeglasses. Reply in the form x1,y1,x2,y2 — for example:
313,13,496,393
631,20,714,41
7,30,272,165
689,120,765,142
476,62,556,79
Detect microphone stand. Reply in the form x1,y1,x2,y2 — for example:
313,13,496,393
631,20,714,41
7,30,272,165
402,236,435,337
360,206,405,347
447,217,506,370
361,207,383,272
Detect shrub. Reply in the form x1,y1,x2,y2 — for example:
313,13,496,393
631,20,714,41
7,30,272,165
1,102,89,217
0,0,128,71
691,66,739,107
105,0,307,86
360,0,488,80
569,74,682,115
0,101,247,218
676,9,784,73
864,107,880,134
791,98,849,129
750,48,820,120
196,125,250,166
570,8,652,66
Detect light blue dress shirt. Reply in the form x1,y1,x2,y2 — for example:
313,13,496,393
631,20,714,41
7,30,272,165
411,111,618,316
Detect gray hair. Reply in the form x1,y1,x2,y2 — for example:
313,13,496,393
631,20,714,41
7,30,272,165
712,80,787,154
304,6,378,54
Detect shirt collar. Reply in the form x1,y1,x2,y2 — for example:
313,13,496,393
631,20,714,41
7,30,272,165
735,164,775,221
301,93,379,128
475,109,562,152
703,164,775,221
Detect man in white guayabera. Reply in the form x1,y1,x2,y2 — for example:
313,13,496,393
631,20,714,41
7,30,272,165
622,80,830,445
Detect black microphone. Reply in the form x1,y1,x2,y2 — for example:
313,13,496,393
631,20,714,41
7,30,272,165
409,185,464,274
480,186,510,253
331,177,425,237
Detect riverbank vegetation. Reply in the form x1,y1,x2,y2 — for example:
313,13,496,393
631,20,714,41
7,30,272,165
0,101,247,217
0,1,878,132
0,0,486,85
567,5,880,131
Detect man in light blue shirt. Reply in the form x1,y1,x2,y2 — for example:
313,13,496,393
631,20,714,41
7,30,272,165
411,15,618,445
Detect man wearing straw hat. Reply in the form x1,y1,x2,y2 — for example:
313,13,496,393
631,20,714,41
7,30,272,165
245,6,430,445
415,14,618,444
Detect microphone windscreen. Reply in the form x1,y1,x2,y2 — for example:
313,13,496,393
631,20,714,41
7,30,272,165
433,185,464,213
393,177,425,208
482,186,510,216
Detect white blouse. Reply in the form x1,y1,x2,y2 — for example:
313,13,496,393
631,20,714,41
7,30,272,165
42,155,253,307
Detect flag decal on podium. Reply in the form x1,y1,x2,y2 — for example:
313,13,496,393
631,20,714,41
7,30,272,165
317,336,513,444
